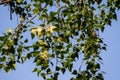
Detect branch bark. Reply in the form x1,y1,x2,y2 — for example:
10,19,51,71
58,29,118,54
11,14,37,38
0,0,12,5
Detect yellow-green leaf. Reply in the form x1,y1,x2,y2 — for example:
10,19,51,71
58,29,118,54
13,64,16,70
21,57,26,64
17,0,22,3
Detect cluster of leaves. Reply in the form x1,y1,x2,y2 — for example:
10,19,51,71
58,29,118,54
0,0,120,80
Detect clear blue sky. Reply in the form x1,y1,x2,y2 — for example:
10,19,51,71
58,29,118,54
0,4,120,80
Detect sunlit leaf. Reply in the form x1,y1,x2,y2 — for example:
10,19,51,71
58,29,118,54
41,73,46,79
17,0,22,3
21,57,26,64
4,67,11,73
12,64,16,70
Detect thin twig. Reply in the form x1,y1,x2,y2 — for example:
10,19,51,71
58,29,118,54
24,14,37,26
78,60,84,72
11,14,37,38
0,0,12,5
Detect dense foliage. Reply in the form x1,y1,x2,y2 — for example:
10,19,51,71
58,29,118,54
0,0,120,80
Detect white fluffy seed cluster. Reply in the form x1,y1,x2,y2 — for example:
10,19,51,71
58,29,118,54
7,28,12,33
31,25,56,37
31,25,56,61
40,50,48,60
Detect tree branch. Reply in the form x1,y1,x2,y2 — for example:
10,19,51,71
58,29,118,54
0,0,12,5
11,14,37,38
24,14,37,26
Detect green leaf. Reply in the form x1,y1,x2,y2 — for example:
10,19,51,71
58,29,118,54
21,57,26,64
37,70,41,76
68,63,73,72
33,43,39,51
50,12,56,17
92,77,97,80
33,68,41,76
61,67,66,74
0,56,6,62
17,0,22,3
56,66,60,71
0,0,117,79
86,61,94,70
12,64,16,70
47,68,52,74
31,33,35,39
113,13,117,20
66,43,72,48
14,38,18,45
33,7,40,15
97,0,102,4
72,70,77,75
17,45,23,53
102,47,106,50
30,21,35,24
36,59,41,66
24,39,28,43
4,67,11,73
41,73,46,79
47,0,53,6
54,72,59,79
32,51,40,57
0,64,4,69
96,63,100,69
32,68,38,72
